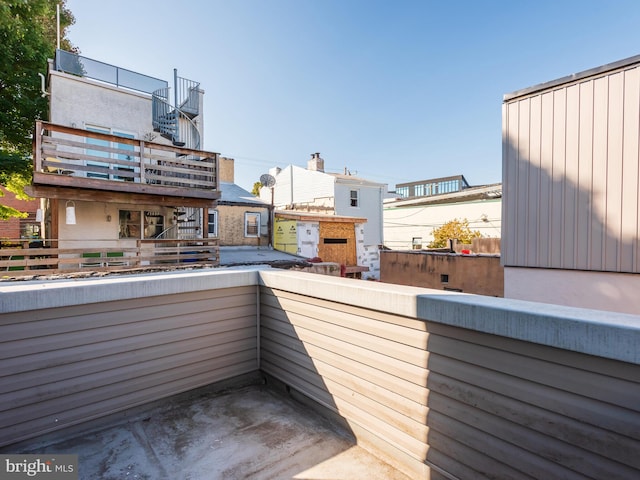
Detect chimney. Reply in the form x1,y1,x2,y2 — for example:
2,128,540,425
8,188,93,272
307,152,324,172
219,157,235,183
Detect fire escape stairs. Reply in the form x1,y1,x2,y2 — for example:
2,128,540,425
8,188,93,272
152,71,201,150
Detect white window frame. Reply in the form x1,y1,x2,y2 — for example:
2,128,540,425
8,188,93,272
244,212,260,237
350,189,359,208
208,209,218,237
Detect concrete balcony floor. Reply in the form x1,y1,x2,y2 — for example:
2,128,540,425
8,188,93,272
8,383,410,480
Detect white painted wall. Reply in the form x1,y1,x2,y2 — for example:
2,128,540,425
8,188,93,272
504,267,640,315
383,198,502,250
334,181,384,246
49,71,164,142
266,165,335,208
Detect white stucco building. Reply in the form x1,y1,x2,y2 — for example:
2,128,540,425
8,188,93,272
261,153,386,279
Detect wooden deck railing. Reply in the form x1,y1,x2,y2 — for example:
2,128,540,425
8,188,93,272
32,121,218,200
0,238,219,277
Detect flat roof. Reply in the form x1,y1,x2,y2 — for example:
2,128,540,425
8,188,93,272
504,53,640,102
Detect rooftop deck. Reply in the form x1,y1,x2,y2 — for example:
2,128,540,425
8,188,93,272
1,269,639,478
8,381,408,479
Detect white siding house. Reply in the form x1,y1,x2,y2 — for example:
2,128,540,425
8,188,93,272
262,153,386,279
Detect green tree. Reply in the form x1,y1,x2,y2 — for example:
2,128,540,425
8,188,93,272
251,181,262,196
0,0,76,219
428,218,482,248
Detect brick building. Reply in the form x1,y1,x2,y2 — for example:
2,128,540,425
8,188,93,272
0,187,40,239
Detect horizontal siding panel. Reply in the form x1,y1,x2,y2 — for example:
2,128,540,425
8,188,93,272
261,357,428,461
428,409,585,480
0,286,256,326
261,326,427,403
2,315,255,378
426,321,639,382
0,285,259,447
0,304,256,360
427,333,640,410
426,352,640,441
3,358,257,446
427,430,536,480
2,336,256,410
430,391,636,479
261,288,428,340
427,371,640,469
2,350,256,427
261,331,428,420
261,309,427,385
262,303,428,366
261,345,427,441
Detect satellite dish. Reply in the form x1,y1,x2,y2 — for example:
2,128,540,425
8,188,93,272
260,173,276,188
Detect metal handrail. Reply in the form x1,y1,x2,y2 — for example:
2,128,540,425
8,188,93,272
152,89,201,150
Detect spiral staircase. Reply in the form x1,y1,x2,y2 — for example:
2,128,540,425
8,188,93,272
152,70,204,239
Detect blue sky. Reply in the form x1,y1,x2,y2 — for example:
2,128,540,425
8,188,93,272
65,0,640,191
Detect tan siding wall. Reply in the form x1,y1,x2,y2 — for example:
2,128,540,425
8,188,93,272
260,285,640,479
0,286,258,446
502,61,640,272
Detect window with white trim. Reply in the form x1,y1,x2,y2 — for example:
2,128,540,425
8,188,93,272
208,209,218,237
244,212,260,237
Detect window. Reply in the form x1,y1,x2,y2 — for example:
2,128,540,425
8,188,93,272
412,237,422,249
119,210,141,238
244,212,260,237
119,210,164,239
143,211,165,238
208,209,218,237
86,126,136,181
396,186,409,198
350,190,359,207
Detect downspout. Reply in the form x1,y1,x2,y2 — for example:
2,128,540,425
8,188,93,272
290,165,294,207
38,73,49,97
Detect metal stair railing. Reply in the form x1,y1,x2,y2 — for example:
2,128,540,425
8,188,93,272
151,89,201,150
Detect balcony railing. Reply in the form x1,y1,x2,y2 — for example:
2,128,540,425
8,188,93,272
32,121,218,200
0,238,219,275
54,49,168,95
1,269,638,478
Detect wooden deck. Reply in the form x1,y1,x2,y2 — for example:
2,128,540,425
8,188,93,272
30,121,220,205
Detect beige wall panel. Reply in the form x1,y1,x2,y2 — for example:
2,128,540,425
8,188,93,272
503,62,640,274
538,91,554,268
621,68,640,272
576,80,594,270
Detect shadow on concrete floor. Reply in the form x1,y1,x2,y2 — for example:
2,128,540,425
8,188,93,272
11,384,409,480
